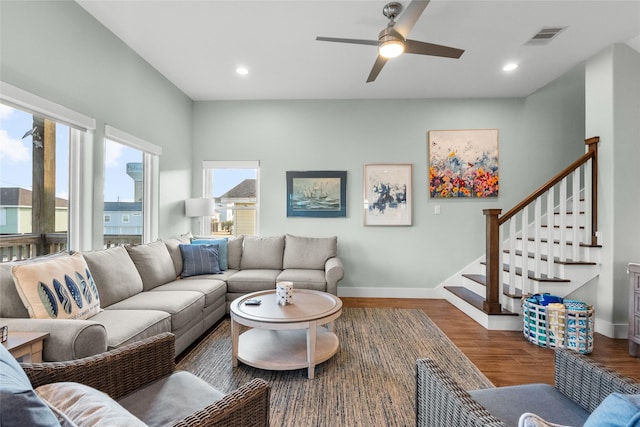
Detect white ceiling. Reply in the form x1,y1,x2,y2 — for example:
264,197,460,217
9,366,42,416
76,0,640,101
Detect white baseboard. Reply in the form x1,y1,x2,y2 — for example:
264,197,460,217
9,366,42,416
337,286,444,299
594,318,629,339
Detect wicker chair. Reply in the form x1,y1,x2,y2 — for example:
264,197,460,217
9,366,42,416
416,349,640,427
21,332,270,427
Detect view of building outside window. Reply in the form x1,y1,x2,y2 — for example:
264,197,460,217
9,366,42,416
103,139,144,246
0,104,70,235
209,168,258,237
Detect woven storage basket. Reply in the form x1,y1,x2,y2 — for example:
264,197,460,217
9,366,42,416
522,299,594,354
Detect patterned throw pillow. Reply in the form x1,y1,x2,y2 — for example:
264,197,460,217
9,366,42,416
179,244,221,278
11,252,101,320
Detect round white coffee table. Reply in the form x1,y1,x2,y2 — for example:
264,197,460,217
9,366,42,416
230,289,342,379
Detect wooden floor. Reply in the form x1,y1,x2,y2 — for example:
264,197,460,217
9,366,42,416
342,297,640,387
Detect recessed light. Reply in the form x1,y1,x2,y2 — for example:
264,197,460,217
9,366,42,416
236,66,249,76
503,63,518,72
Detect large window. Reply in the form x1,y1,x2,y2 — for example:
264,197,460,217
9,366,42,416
203,161,259,237
0,81,95,259
103,125,161,246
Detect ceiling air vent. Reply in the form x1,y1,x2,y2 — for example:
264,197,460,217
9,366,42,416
524,26,567,46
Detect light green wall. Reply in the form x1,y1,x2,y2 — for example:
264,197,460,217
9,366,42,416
192,67,585,292
585,44,640,337
0,0,193,245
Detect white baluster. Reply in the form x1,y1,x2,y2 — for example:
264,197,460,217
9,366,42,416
559,177,567,262
572,169,581,261
509,217,516,295
521,207,529,296
584,161,593,247
547,189,555,279
534,197,542,280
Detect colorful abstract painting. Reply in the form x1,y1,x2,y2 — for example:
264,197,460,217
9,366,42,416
428,129,499,198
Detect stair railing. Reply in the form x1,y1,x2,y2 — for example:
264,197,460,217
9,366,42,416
482,137,599,314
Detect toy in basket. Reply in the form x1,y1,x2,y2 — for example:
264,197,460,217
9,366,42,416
522,294,594,354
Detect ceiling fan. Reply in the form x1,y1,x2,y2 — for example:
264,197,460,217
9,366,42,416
316,0,464,83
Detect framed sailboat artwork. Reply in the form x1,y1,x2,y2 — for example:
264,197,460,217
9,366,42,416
286,171,347,217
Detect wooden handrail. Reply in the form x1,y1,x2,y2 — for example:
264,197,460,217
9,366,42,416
483,137,600,314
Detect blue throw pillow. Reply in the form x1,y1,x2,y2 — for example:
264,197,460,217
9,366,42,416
192,238,228,270
0,344,61,426
583,393,640,427
179,244,221,278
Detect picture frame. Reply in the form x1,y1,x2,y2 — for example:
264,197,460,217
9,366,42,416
286,171,347,217
428,129,499,198
363,163,413,226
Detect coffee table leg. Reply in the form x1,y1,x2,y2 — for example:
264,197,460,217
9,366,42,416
307,321,317,379
231,315,239,368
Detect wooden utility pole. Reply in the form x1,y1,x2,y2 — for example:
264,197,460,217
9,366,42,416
31,117,56,255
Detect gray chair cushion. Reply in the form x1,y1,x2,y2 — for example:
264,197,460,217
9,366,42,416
277,269,327,290
105,291,204,331
118,371,225,427
89,309,171,350
469,383,590,427
283,234,337,269
82,246,144,307
240,235,285,270
126,241,177,291
227,269,281,293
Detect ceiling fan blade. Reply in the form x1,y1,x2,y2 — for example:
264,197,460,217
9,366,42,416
316,36,378,47
394,0,430,38
404,40,464,58
366,55,388,83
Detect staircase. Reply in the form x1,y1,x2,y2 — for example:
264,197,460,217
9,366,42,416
441,137,601,330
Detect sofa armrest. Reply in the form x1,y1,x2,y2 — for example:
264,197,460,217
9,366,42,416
1,317,107,361
324,257,344,295
171,378,270,427
416,358,506,427
554,349,640,412
22,332,176,399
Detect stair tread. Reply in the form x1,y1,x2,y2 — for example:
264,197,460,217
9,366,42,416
475,264,570,282
462,274,524,298
502,249,596,265
516,237,602,248
444,286,518,316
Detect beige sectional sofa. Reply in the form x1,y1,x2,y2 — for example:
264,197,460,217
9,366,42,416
0,234,343,362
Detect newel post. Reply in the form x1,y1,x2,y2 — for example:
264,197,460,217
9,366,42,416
483,209,502,314
585,136,599,246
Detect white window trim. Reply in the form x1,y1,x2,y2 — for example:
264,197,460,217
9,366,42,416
202,160,260,236
1,81,96,252
104,125,161,243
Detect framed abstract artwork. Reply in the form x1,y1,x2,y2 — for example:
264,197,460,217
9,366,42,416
286,171,347,217
363,163,413,226
428,129,499,198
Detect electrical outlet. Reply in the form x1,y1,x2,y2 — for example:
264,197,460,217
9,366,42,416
434,205,441,215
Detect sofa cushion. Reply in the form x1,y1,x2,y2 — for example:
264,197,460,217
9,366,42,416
11,252,101,320
227,269,281,294
126,240,177,291
36,382,146,427
518,413,571,427
227,236,244,270
118,371,225,427
89,309,171,350
469,384,590,427
1,253,74,319
161,233,192,277
192,238,229,270
152,278,226,308
283,234,337,269
277,269,327,291
240,235,285,270
583,393,640,427
83,246,143,307
0,344,61,427
105,291,204,331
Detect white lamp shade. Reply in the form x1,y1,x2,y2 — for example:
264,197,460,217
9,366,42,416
185,198,215,217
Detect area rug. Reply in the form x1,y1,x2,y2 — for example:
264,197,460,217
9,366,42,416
177,307,493,426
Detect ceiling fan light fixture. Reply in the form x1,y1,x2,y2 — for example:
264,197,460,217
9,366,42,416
379,39,405,58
